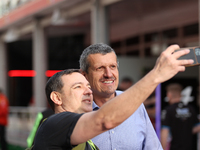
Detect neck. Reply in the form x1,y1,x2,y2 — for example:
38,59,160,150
55,106,73,114
93,92,116,107
169,98,181,105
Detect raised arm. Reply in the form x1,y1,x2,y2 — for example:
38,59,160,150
71,44,194,145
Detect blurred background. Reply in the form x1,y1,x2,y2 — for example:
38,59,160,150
0,0,200,149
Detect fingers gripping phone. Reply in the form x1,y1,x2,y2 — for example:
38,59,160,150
175,47,200,67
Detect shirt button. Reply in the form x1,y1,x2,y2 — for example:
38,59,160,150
114,149,116,150
112,130,114,134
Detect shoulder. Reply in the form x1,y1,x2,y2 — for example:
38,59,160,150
39,111,83,131
162,104,178,117
34,112,84,149
48,111,83,122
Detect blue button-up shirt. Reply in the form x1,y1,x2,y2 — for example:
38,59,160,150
92,90,163,150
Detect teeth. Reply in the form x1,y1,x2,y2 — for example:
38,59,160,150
104,81,113,83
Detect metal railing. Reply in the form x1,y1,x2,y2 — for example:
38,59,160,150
7,106,46,147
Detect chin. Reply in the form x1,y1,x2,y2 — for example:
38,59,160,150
103,89,116,94
82,108,93,113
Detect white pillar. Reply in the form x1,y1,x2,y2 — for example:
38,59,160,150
32,19,47,108
91,0,109,44
0,37,8,95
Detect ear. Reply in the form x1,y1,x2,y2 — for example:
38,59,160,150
50,91,62,105
80,69,85,76
80,69,88,79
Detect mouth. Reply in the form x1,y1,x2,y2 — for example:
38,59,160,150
82,99,92,104
101,77,115,84
103,80,114,84
103,81,114,84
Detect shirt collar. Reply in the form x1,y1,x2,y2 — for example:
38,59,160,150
92,90,123,110
92,101,99,110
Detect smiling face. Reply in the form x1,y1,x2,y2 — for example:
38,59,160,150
84,52,119,100
60,72,93,113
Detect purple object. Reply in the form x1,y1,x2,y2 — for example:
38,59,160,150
155,83,161,139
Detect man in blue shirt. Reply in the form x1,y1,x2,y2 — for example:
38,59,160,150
79,43,191,150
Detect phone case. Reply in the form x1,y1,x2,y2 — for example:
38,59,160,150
176,47,200,67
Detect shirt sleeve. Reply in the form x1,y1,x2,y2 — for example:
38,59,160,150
33,112,83,149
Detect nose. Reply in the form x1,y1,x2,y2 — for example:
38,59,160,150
104,67,113,78
85,86,93,95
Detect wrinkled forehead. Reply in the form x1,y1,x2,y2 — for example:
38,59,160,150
88,52,118,66
62,72,89,86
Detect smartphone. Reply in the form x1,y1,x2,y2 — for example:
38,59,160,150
175,46,200,67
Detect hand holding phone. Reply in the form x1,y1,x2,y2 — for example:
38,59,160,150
176,46,200,67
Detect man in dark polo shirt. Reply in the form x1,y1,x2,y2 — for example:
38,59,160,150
161,83,200,150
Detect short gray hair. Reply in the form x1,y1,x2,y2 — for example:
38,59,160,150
79,43,118,73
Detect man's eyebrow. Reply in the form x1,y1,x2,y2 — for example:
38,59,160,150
71,82,83,87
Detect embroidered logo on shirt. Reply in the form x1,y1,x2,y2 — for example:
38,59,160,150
175,108,191,120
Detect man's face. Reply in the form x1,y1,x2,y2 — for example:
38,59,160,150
60,72,93,113
166,91,181,104
84,52,119,98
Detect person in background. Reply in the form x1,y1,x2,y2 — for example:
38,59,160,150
0,89,9,150
118,76,134,91
161,83,200,150
79,43,192,150
143,92,156,129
